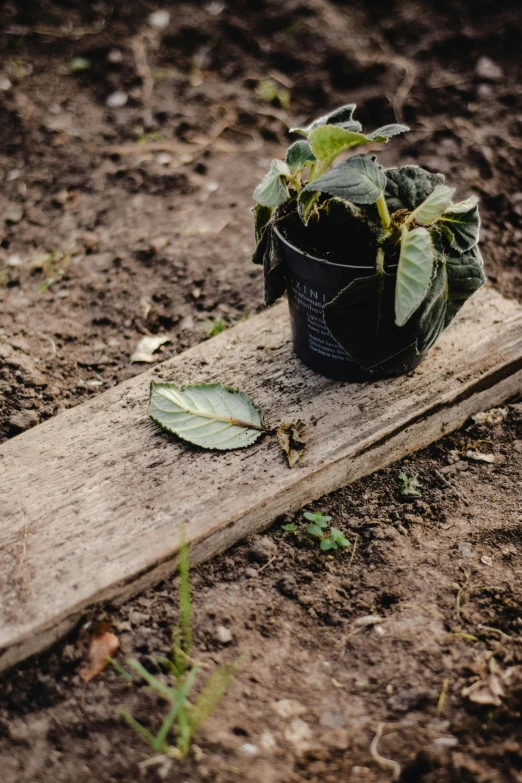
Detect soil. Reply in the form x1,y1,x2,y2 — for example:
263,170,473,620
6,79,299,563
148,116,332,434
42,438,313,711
1,0,522,781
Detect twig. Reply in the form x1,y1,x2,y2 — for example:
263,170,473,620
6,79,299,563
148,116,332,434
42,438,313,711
36,331,57,355
348,533,358,568
370,723,402,780
258,555,277,573
436,678,450,716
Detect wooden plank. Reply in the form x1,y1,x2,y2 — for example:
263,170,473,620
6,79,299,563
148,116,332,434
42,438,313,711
1,286,522,673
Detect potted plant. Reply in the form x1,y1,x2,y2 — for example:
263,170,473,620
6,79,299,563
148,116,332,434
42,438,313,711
252,103,485,380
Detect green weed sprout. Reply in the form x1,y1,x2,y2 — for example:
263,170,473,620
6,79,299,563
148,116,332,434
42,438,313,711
112,539,239,759
398,470,422,498
304,511,351,552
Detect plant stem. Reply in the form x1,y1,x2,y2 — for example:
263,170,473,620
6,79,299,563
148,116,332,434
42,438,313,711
376,191,391,231
309,152,337,182
375,247,385,274
287,174,302,194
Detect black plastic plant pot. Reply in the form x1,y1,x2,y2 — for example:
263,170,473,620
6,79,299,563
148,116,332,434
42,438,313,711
274,226,424,382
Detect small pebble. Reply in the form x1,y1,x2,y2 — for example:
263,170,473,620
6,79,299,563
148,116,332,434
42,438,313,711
476,56,503,82
214,625,232,644
106,91,128,108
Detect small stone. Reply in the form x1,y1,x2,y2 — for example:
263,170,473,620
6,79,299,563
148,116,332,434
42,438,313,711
320,728,350,750
284,718,312,749
107,49,123,63
433,736,458,747
150,236,169,254
458,541,473,558
8,409,39,433
259,730,277,751
4,204,23,223
277,573,297,598
244,567,258,578
273,699,306,719
214,625,232,644
388,687,430,713
476,56,503,82
149,9,170,29
240,743,259,757
248,536,277,564
106,91,128,108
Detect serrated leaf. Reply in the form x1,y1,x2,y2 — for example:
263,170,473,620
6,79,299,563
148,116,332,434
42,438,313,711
309,125,372,162
290,103,360,137
438,196,480,252
395,227,434,327
329,528,350,546
277,420,306,468
302,154,386,205
304,512,331,525
367,123,409,142
252,224,287,304
308,524,324,537
324,271,418,372
263,226,287,306
149,381,265,450
385,165,445,213
416,245,486,353
285,140,316,172
320,539,337,551
253,204,273,244
253,159,290,207
409,185,456,226
297,189,320,225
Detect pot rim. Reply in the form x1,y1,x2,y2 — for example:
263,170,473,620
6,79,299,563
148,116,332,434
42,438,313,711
273,224,375,270
273,223,399,273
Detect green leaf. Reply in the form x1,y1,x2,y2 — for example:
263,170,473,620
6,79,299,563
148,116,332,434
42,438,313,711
297,189,320,225
253,160,290,207
409,185,456,226
329,528,350,547
302,154,386,205
285,140,316,172
252,224,287,304
253,204,273,244
367,123,409,142
308,524,324,537
290,103,361,137
324,271,418,372
320,539,337,551
398,471,422,497
149,381,265,450
303,512,331,525
281,522,297,532
416,246,486,353
395,227,434,327
263,227,287,306
385,165,445,213
438,196,480,252
70,57,90,73
309,126,372,162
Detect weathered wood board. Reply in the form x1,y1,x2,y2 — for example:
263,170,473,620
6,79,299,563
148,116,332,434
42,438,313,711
1,286,522,674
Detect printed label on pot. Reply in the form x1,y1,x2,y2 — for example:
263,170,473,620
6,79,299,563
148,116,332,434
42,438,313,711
288,278,351,362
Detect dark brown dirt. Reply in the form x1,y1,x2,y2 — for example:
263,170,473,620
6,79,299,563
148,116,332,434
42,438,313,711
1,0,522,781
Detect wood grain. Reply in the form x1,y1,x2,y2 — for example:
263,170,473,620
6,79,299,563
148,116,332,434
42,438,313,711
1,286,522,673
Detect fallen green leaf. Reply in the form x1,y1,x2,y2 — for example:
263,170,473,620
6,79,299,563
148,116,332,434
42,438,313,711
149,381,265,450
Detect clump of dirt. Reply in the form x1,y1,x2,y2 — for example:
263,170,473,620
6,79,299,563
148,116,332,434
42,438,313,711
1,0,522,781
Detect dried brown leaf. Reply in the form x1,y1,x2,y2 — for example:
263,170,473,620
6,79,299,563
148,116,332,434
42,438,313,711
277,420,306,468
79,629,119,683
